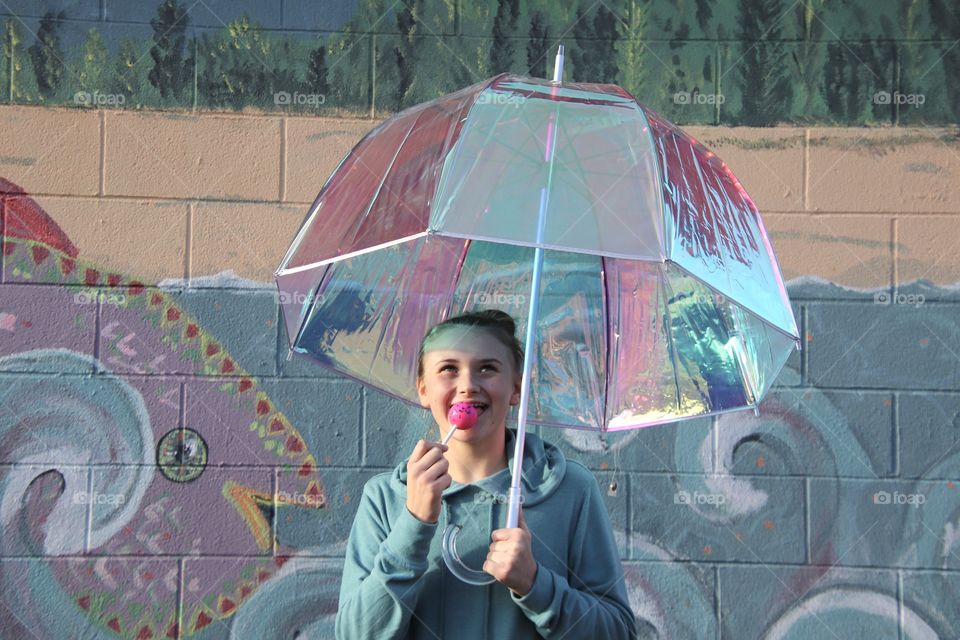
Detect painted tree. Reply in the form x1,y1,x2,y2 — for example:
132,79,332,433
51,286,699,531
615,0,646,98
28,11,65,100
822,35,885,124
113,39,145,102
570,3,619,83
930,0,960,125
197,14,278,109
490,0,520,73
149,0,192,99
792,0,826,119
77,27,109,95
735,0,794,125
306,42,329,96
526,10,550,78
2,19,23,101
394,0,419,109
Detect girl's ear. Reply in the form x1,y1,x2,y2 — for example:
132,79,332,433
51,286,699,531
510,376,521,405
416,377,430,408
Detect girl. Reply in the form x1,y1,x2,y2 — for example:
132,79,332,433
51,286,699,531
335,310,637,639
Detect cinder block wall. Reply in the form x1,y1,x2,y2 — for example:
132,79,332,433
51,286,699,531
3,103,959,640
1,1,960,638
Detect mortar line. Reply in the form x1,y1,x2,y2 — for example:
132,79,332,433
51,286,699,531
185,202,194,283
99,110,106,196
803,128,810,211
801,305,809,385
715,564,722,639
892,392,900,478
279,117,287,202
84,465,94,553
360,386,367,466
179,380,186,430
804,476,811,564
897,569,904,640
177,556,185,639
891,217,899,296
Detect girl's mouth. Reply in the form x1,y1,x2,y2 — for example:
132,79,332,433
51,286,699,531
456,401,488,416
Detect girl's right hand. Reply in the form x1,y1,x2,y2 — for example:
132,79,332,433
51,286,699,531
405,439,451,524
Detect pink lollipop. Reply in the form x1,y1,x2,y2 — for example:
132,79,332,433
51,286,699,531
442,402,478,444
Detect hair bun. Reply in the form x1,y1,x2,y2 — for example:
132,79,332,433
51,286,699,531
475,308,516,336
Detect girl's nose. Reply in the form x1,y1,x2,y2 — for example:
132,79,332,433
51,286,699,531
457,369,480,394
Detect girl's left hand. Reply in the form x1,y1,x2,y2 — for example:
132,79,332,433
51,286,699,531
484,507,538,596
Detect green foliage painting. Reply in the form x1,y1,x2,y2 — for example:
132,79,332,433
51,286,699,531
0,0,957,125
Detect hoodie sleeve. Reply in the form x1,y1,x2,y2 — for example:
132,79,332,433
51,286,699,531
335,477,438,640
509,465,637,639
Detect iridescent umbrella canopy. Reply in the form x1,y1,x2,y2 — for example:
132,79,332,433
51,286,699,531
276,71,799,434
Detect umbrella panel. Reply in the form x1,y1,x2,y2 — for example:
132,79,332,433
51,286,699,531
284,235,796,431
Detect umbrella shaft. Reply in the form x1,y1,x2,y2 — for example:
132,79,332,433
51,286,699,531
507,47,564,530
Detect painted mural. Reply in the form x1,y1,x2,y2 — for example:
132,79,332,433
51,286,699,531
0,0,958,125
1,174,959,637
0,178,335,638
1,0,959,638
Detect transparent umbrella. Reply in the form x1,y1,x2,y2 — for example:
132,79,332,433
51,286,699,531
275,47,800,585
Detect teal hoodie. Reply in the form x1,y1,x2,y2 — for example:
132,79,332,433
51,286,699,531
335,428,637,639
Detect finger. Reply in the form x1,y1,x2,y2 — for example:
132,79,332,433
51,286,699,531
482,558,502,578
518,507,527,528
408,439,428,464
489,540,514,553
411,446,447,474
423,458,449,482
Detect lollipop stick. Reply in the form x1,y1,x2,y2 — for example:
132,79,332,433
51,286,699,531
441,427,457,446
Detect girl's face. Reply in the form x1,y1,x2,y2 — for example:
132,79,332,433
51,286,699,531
416,327,521,443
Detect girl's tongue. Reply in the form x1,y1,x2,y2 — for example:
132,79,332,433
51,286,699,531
448,402,485,428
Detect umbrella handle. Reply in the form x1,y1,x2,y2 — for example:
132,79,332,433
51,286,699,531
441,523,496,585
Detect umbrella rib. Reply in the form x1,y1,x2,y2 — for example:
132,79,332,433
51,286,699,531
600,254,611,432
657,263,684,414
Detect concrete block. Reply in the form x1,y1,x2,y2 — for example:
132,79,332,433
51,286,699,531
808,128,960,213
104,111,281,201
0,107,100,196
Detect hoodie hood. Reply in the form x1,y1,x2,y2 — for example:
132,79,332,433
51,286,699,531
391,427,566,506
